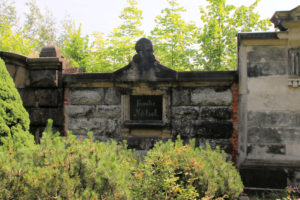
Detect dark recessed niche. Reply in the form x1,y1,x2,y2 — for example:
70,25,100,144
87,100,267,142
130,95,162,121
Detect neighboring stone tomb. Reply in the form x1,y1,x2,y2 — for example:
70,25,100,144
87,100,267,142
238,6,300,188
1,6,300,190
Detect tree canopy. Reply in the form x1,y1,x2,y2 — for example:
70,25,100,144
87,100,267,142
0,0,272,71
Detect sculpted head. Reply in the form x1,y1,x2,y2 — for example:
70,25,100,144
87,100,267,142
135,38,154,55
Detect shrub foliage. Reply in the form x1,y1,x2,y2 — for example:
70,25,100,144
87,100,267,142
0,58,34,149
131,139,243,200
0,128,243,199
0,120,136,200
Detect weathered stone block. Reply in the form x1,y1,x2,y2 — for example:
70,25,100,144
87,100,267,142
18,89,36,107
248,112,296,127
200,106,232,120
247,127,282,143
69,88,104,105
93,105,121,119
172,120,196,137
191,88,232,106
195,138,233,153
30,108,63,126
68,118,121,137
295,114,300,127
172,120,233,139
91,119,121,137
30,70,57,87
104,88,121,105
15,66,30,88
6,64,16,78
247,46,287,77
172,88,190,106
247,143,286,155
36,89,60,106
240,168,287,189
195,121,233,139
67,118,97,135
247,62,286,77
172,106,199,120
65,105,94,118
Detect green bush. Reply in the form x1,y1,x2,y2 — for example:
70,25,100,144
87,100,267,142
0,118,243,199
131,138,243,200
0,120,136,200
0,58,34,150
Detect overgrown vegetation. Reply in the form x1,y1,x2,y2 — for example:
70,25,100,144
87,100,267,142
0,0,271,71
0,121,136,200
0,121,243,199
131,139,243,199
0,58,34,150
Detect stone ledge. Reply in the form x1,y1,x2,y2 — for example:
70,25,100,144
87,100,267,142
27,57,62,70
240,159,300,169
123,120,167,128
177,71,238,82
0,51,27,63
63,71,238,84
237,32,279,41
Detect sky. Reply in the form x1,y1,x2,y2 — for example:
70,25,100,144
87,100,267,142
14,0,300,37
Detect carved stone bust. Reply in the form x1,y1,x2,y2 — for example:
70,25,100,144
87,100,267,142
133,38,156,65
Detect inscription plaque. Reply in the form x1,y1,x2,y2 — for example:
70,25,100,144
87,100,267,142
130,95,162,120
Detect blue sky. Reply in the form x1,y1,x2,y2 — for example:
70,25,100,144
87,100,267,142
14,0,300,36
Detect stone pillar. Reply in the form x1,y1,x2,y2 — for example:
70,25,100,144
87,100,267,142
0,46,65,142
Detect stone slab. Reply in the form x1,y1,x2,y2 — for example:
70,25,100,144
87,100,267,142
247,111,299,127
104,88,121,105
172,88,190,106
172,106,199,120
191,88,232,106
30,70,57,87
172,120,233,139
36,89,61,107
15,66,30,88
200,106,232,120
69,88,104,105
247,46,287,77
247,76,300,112
30,108,63,126
18,89,36,107
65,105,94,118
68,118,121,137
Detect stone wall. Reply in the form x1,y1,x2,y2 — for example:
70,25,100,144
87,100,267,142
64,87,122,139
171,86,234,155
238,6,300,188
0,46,65,142
63,74,237,155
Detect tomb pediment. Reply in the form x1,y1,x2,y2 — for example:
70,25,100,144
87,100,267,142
271,6,300,31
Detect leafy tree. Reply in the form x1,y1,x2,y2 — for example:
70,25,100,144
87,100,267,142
197,0,272,71
0,0,35,55
23,0,57,52
0,24,36,55
149,0,198,71
107,0,145,71
0,58,34,150
0,0,17,27
62,24,90,72
87,32,112,72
